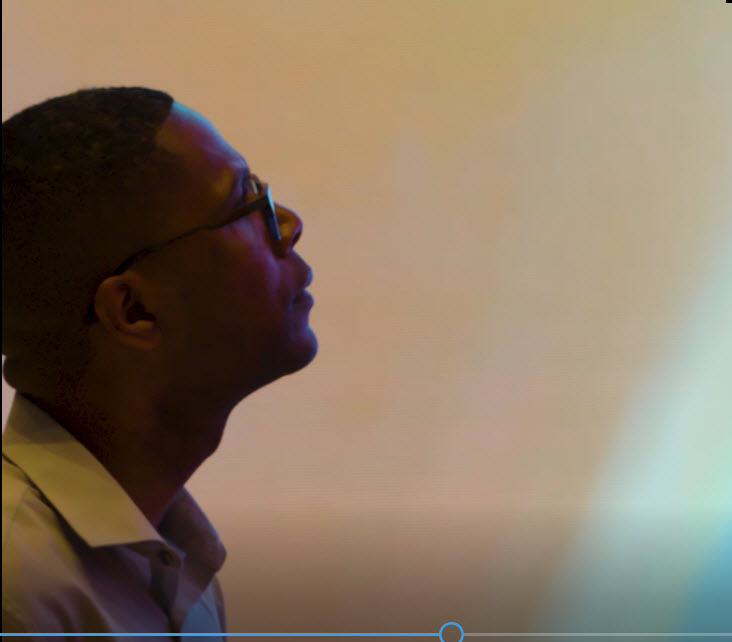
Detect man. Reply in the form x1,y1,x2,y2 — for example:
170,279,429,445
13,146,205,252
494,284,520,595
2,87,318,636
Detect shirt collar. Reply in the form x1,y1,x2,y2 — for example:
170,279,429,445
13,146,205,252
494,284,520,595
2,393,226,571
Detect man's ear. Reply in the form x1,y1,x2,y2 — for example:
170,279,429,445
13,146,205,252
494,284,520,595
93,272,162,350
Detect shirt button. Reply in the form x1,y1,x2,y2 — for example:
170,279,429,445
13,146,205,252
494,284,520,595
158,549,176,567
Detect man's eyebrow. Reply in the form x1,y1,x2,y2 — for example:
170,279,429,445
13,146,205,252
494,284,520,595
224,168,252,215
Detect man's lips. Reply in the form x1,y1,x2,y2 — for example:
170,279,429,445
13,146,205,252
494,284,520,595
300,267,313,290
293,289,314,306
293,267,314,306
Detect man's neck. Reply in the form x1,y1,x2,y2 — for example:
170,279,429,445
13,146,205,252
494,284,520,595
25,385,230,529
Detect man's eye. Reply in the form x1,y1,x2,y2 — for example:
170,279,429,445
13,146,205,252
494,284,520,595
246,175,264,196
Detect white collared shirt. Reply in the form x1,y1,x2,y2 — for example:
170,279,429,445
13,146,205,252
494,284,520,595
2,393,227,639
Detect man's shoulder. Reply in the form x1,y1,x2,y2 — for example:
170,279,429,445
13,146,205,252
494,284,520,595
2,454,58,550
2,454,89,631
3,451,70,530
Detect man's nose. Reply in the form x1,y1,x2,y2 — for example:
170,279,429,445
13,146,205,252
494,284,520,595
273,203,303,256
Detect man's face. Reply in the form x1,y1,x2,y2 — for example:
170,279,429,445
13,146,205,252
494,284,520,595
144,102,317,401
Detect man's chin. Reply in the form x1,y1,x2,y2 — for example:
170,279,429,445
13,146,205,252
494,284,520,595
230,329,318,400
261,328,318,383
284,329,318,375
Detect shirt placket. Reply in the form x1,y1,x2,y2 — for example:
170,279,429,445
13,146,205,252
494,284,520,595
149,546,182,629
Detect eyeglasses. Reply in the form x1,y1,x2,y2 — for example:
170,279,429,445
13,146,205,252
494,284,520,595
109,173,280,276
84,174,280,322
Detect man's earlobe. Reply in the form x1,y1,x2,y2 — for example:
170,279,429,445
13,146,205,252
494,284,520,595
93,275,161,350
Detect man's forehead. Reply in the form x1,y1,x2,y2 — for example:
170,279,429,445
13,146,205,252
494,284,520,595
156,102,248,172
155,101,249,215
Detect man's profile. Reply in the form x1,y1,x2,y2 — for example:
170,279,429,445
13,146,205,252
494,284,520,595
1,87,317,635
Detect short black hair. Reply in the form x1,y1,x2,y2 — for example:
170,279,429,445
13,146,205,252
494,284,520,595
2,86,180,388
